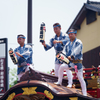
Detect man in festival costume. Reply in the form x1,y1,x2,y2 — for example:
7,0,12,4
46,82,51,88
55,29,87,96
42,23,71,77
14,34,33,81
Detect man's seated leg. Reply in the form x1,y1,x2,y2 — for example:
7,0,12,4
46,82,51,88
18,72,25,81
18,66,29,81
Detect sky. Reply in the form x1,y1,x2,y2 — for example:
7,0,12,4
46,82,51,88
0,0,100,73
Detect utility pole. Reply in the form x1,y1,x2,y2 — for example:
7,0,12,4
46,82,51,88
27,0,32,45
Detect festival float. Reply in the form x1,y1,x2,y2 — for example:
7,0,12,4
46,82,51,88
0,65,99,100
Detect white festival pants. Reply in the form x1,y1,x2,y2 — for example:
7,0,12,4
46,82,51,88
55,64,61,76
55,63,73,86
18,66,29,81
57,63,87,95
57,63,73,85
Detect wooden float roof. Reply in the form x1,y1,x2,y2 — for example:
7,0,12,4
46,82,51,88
1,80,97,100
0,68,98,100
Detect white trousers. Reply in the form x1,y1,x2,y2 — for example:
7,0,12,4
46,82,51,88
18,66,29,81
55,64,61,76
55,64,73,85
57,63,87,96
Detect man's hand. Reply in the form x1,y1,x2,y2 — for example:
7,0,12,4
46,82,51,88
16,52,23,57
53,40,58,44
53,40,62,44
42,41,46,47
68,56,71,60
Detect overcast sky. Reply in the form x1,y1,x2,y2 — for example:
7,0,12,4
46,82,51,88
0,0,100,73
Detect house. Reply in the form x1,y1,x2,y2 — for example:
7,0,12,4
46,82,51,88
67,0,100,68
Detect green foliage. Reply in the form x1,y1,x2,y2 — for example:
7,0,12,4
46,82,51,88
47,71,50,74
9,68,18,88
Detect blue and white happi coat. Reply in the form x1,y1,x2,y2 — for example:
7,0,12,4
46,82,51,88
14,44,33,74
44,32,69,64
64,38,83,69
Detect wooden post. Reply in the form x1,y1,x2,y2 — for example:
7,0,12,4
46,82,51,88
27,0,32,45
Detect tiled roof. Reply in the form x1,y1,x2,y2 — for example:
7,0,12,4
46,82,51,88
66,1,100,33
87,1,100,10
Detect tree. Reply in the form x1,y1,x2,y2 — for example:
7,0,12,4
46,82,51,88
9,68,18,88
